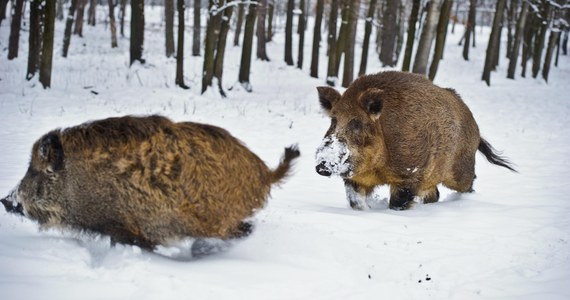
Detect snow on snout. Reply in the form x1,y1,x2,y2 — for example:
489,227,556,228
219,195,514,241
315,135,353,177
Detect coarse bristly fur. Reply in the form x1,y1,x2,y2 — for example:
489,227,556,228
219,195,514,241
315,71,516,210
2,115,300,250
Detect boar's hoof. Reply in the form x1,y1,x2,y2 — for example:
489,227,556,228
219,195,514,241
230,221,255,239
389,188,415,210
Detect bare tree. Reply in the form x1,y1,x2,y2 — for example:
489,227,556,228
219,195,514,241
234,1,245,46
87,0,96,26
8,0,25,60
267,0,275,41
238,2,258,92
57,0,64,21
75,0,87,37
109,0,118,48
0,0,10,27
482,0,506,86
326,0,340,86
297,0,306,69
39,0,56,88
130,0,145,65
176,0,189,89
507,0,528,79
165,0,175,58
63,0,79,57
284,0,295,65
428,0,453,81
202,0,223,93
341,0,360,87
359,0,378,76
213,1,234,96
120,0,127,37
27,0,43,80
462,0,477,60
257,0,270,61
193,0,201,56
310,0,325,78
542,29,560,83
402,0,421,72
412,0,442,75
532,0,551,78
380,0,399,66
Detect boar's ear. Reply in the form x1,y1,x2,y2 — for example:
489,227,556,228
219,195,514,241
316,86,341,113
38,132,64,173
361,88,384,119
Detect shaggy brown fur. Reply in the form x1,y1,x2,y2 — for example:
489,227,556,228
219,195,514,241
316,71,515,210
4,115,300,250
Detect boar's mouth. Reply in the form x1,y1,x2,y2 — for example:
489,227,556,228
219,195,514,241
1,191,24,216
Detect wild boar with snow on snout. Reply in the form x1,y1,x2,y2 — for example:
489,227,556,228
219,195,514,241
1,115,300,251
315,71,515,210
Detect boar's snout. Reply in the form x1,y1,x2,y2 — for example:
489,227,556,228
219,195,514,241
1,190,24,216
316,162,332,177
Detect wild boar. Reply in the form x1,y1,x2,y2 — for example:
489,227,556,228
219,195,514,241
1,115,300,250
315,71,515,210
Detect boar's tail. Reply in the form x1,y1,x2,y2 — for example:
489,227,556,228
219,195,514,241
270,145,301,185
478,138,517,172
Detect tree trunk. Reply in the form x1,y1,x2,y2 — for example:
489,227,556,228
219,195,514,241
0,0,9,27
192,0,201,56
482,0,506,86
451,0,459,34
506,0,518,59
109,0,118,48
267,1,274,41
120,0,127,37
562,30,568,55
542,30,560,83
341,0,360,88
130,0,145,65
428,0,453,81
297,0,306,69
257,0,270,61
402,0,421,72
213,0,234,96
176,0,189,89
63,0,79,58
394,1,406,65
326,0,339,86
7,0,25,60
531,0,551,78
463,0,477,60
284,0,295,65
27,0,43,80
39,0,56,88
310,0,324,78
521,14,537,78
233,1,245,46
56,0,64,21
359,0,377,76
75,0,86,37
165,0,175,57
554,31,560,67
506,0,528,79
380,0,398,66
87,0,96,26
238,2,257,92
334,1,350,77
202,0,223,93
412,0,442,75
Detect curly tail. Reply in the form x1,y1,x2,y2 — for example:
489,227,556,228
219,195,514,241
478,138,517,172
270,145,301,185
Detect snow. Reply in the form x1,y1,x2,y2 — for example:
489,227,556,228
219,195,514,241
1,5,570,300
315,134,353,177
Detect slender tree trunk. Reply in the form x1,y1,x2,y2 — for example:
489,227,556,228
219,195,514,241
0,0,10,27
202,0,223,93
284,0,295,65
334,1,350,77
394,1,406,65
521,14,536,78
341,0,360,88
359,0,377,76
213,0,234,96
165,0,175,57
234,1,245,46
238,2,257,91
412,0,442,75
451,0,459,34
120,0,127,37
257,0,270,61
56,0,64,21
267,1,274,41
27,0,43,80
482,0,506,86
87,0,96,26
402,0,421,72
531,0,551,78
176,0,189,89
297,0,306,69
39,0,56,88
554,32,560,67
506,0,528,79
63,0,79,57
109,0,118,48
326,0,339,86
380,0,399,66
75,0,86,37
463,0,477,60
562,30,568,55
130,0,145,65
542,30,560,83
310,0,324,78
192,0,201,56
8,0,25,60
428,0,453,81
506,0,518,59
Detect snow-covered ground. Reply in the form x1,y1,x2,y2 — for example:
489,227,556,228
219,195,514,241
1,6,569,299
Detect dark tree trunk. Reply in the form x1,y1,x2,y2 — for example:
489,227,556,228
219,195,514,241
341,0,360,88
542,30,560,83
554,32,560,67
297,0,306,69
562,30,568,55
238,2,257,92
493,15,505,69
359,0,377,76
130,0,145,65
521,14,537,78
213,0,234,96
284,0,295,65
176,0,189,89
165,0,175,58
380,0,398,67
310,0,325,78
394,1,406,65
120,0,127,37
531,0,551,78
326,0,339,86
267,1,274,41
463,0,477,60
57,0,64,21
402,0,421,72
482,0,506,86
233,1,245,46
506,0,528,79
202,0,223,93
506,0,518,59
192,0,201,56
27,0,43,80
39,0,56,88
8,0,25,60
334,1,350,77
109,0,118,48
412,0,442,75
257,0,270,61
63,0,79,58
0,0,9,27
428,0,453,81
451,0,459,34
75,0,86,37
87,0,96,26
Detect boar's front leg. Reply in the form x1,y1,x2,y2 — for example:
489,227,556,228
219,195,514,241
344,180,372,210
389,186,416,210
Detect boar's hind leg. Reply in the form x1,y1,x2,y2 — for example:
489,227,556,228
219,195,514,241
444,154,476,193
344,180,372,210
389,186,415,210
229,221,255,239
418,186,440,204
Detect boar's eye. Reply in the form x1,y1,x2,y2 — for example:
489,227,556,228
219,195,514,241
347,119,363,133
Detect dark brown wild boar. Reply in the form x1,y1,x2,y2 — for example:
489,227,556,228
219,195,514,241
315,71,515,210
1,115,300,251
